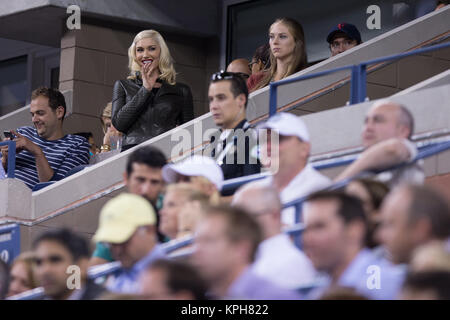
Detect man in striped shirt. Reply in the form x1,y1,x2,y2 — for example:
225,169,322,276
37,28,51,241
1,87,90,189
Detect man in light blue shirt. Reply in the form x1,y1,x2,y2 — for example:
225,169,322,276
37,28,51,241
302,190,405,300
93,193,165,294
194,205,301,300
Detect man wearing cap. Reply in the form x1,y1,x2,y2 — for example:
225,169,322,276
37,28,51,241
326,22,362,57
89,146,167,267
162,155,223,198
233,112,331,226
93,193,165,294
207,71,261,195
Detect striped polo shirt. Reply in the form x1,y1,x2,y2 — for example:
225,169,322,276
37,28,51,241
13,126,90,189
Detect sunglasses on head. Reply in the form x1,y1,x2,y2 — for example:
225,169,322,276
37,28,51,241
211,70,247,81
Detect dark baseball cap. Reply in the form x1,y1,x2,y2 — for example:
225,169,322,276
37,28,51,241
327,23,362,44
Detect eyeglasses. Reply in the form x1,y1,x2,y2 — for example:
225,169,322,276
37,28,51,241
211,70,249,81
248,61,257,69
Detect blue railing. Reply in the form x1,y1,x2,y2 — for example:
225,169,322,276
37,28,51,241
0,140,16,179
0,223,20,265
268,41,450,116
286,139,450,247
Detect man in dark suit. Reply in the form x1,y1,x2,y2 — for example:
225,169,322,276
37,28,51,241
208,71,261,196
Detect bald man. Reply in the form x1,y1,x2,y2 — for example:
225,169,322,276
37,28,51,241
336,100,424,186
226,58,251,80
233,184,316,290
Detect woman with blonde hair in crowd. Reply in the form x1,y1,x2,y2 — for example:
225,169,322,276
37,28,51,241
160,155,223,241
159,183,213,241
112,29,194,151
249,17,308,93
7,252,38,297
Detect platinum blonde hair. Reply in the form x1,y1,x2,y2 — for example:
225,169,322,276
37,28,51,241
127,30,176,85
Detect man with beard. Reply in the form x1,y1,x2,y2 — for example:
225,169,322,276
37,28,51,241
90,146,167,266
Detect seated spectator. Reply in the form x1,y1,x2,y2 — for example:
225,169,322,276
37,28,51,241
234,112,331,226
0,259,9,300
436,0,449,10
90,146,167,267
250,17,307,92
159,183,209,240
226,58,252,80
139,259,208,300
326,22,362,57
249,43,271,75
162,155,223,202
303,191,404,300
410,241,450,273
233,184,317,289
399,271,450,300
33,228,106,300
74,132,99,156
193,204,301,300
100,101,122,153
335,100,424,187
247,43,271,90
112,29,194,152
7,252,38,298
345,179,390,248
207,71,261,191
177,189,211,239
0,87,90,189
93,193,165,294
379,185,450,265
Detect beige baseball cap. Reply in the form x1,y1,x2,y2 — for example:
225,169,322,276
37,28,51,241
93,193,156,244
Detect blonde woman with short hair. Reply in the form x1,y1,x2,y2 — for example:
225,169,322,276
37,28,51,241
112,30,194,151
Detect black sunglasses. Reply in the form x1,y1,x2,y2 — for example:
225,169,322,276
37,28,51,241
211,70,248,81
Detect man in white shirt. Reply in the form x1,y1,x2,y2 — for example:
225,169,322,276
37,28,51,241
233,184,317,289
233,112,331,226
335,99,424,186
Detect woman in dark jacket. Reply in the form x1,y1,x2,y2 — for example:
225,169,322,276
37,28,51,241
112,29,194,151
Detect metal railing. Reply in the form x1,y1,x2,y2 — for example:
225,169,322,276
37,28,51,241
268,41,450,116
0,140,16,179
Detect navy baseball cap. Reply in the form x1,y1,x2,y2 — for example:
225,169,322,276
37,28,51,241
326,23,362,44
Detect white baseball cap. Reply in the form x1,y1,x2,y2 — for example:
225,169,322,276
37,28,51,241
257,112,310,142
162,155,224,191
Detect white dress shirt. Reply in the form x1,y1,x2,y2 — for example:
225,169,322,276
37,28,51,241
235,164,331,225
251,233,317,289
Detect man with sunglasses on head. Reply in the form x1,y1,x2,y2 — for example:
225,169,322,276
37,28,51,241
207,71,261,196
327,23,362,57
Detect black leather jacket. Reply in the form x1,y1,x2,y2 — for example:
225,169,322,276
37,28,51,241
112,77,194,147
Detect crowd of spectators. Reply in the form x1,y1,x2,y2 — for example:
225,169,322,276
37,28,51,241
1,5,450,301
